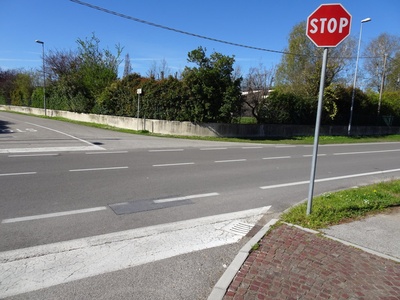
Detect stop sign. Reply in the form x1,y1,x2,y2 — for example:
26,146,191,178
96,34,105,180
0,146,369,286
306,3,352,47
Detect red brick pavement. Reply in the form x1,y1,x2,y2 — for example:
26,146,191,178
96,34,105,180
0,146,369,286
223,224,400,300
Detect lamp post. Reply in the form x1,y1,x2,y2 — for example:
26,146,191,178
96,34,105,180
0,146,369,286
347,18,371,136
35,40,46,116
137,88,142,130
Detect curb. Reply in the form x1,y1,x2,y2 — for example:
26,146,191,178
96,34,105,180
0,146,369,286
207,218,279,300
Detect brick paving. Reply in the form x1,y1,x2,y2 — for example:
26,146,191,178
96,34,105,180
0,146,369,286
223,224,400,300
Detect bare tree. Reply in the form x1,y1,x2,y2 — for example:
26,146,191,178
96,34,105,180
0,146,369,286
363,33,400,92
146,58,171,79
123,53,132,78
242,64,275,123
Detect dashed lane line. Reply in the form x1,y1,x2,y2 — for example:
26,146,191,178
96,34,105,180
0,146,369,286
152,162,195,167
69,166,129,172
1,207,108,224
153,192,219,203
0,172,37,177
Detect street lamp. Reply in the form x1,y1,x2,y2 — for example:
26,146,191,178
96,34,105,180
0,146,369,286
347,17,371,135
35,40,46,116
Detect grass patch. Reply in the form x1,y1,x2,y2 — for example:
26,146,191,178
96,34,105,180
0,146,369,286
281,180,400,229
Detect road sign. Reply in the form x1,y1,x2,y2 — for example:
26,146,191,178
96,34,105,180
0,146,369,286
306,3,352,47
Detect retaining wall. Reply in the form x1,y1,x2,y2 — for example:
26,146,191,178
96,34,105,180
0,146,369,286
1,105,399,138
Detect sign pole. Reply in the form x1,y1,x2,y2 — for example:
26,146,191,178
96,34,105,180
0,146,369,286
307,47,329,215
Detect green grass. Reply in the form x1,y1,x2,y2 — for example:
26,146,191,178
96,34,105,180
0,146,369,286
281,180,400,229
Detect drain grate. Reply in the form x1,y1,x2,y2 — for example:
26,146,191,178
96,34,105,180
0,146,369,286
222,221,254,236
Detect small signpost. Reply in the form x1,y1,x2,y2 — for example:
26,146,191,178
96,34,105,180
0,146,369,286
306,4,352,214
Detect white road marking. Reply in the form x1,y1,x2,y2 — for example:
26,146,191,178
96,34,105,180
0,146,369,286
148,149,184,152
334,149,400,156
302,154,327,157
0,206,271,298
260,168,400,189
200,147,228,151
25,122,100,147
275,145,296,148
241,146,263,149
215,159,247,163
152,162,195,167
1,207,107,224
69,166,129,172
8,153,59,157
262,156,291,160
0,172,37,177
153,192,219,203
85,151,128,155
0,146,103,154
260,180,309,189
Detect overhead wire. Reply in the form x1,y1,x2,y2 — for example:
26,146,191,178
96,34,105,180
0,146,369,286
70,0,302,57
70,0,384,61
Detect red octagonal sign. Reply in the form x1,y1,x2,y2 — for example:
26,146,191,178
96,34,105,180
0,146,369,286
306,3,352,47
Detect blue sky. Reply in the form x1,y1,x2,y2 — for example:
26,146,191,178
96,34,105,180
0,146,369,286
1,0,399,77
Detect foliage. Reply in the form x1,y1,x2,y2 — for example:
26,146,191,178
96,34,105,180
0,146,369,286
385,52,400,92
10,73,34,106
275,21,355,97
44,33,122,113
281,180,400,229
258,89,315,124
181,47,243,123
363,33,400,92
0,68,18,104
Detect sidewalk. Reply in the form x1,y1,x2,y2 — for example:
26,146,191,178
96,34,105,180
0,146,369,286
209,208,400,300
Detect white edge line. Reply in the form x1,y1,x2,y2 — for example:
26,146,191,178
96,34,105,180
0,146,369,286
0,172,37,177
8,154,59,157
260,168,400,190
153,192,219,203
260,181,309,189
152,162,195,167
25,122,101,147
69,166,129,172
334,149,400,156
2,207,107,223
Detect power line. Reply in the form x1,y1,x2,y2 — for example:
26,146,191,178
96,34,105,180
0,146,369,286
70,0,295,56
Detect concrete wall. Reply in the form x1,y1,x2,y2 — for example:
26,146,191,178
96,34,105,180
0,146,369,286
1,105,399,138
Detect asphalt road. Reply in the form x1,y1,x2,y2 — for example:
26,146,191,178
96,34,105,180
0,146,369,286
1,111,400,299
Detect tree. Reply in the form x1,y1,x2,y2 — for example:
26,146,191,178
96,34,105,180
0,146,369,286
275,21,355,97
44,33,123,112
0,68,18,104
181,47,243,123
242,64,275,123
385,52,400,92
10,72,34,106
146,58,171,80
363,33,400,92
123,53,132,78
